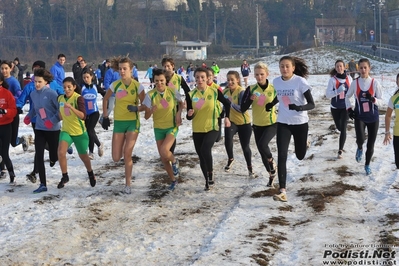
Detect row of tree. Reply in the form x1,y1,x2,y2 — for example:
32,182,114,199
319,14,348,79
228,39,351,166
0,0,397,62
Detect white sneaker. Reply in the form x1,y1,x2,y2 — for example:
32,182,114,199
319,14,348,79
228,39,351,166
88,153,94,160
21,135,29,152
273,192,287,202
122,185,131,194
98,142,104,157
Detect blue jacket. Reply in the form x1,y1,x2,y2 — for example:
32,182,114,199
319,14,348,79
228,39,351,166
132,67,138,80
27,86,61,131
17,79,64,123
104,68,120,90
6,76,22,99
50,61,65,87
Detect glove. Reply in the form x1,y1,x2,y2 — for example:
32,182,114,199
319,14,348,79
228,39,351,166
347,108,355,120
24,115,31,125
0,108,5,114
17,107,23,114
102,117,110,130
44,120,53,129
288,104,303,112
127,105,138,112
336,85,345,94
265,102,274,112
364,92,375,102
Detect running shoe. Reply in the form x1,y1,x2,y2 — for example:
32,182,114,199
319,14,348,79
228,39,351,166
267,176,275,187
269,158,277,177
172,159,179,178
98,142,104,157
356,148,363,163
122,185,131,194
365,165,372,175
224,158,234,172
273,192,287,202
67,146,73,155
33,184,48,194
57,175,69,189
88,153,94,160
337,150,343,159
168,180,178,191
21,136,29,152
26,171,37,183
0,170,7,180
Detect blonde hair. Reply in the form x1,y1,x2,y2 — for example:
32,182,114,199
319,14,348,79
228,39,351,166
254,62,269,74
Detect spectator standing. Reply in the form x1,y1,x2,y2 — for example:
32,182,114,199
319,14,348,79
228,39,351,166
50,53,66,87
241,59,251,88
72,56,83,80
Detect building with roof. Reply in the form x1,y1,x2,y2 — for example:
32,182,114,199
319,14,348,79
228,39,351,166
160,40,212,60
315,18,356,44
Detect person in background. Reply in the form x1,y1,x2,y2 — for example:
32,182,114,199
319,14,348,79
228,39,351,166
144,64,154,89
211,62,220,84
50,53,66,87
72,56,83,81
346,58,382,175
143,68,184,191
99,57,121,125
23,72,32,89
24,69,61,193
132,63,139,82
271,56,315,202
383,73,399,168
57,77,97,189
0,73,17,185
186,67,231,191
347,59,358,79
241,59,251,88
223,70,256,178
241,62,278,183
325,60,353,159
75,59,89,86
98,59,110,89
14,57,27,88
81,69,104,160
101,57,145,194
206,67,223,143
10,61,19,79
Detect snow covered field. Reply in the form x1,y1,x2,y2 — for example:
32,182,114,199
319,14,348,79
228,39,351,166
1,47,399,265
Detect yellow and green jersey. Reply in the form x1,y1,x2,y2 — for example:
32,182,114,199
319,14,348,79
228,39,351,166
146,87,179,129
59,92,86,136
189,86,220,133
249,83,277,126
223,86,251,125
111,79,141,122
391,92,399,136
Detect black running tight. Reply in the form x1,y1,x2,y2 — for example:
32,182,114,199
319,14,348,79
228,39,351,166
331,107,348,151
0,123,15,176
34,129,60,186
276,122,309,189
355,119,379,166
393,136,399,169
193,131,219,180
253,123,277,172
85,111,101,153
224,123,252,167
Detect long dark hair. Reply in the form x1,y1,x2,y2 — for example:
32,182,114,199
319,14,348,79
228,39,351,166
279,56,309,78
63,77,81,94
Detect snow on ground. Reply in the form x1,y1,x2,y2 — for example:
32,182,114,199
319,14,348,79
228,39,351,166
1,47,399,265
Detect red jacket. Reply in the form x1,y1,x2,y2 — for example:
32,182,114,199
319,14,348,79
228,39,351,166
0,86,17,125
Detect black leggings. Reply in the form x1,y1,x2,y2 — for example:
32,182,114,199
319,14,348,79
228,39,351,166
393,136,399,169
193,131,219,180
10,115,21,147
34,129,60,186
331,107,348,151
355,119,379,165
0,123,15,176
85,111,101,153
276,123,309,189
253,124,277,172
224,123,252,167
